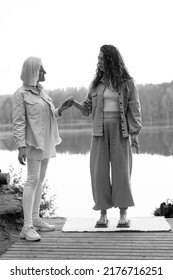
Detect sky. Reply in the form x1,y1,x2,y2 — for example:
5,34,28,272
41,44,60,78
0,0,173,95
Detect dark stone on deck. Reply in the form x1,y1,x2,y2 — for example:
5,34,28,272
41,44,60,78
0,194,22,216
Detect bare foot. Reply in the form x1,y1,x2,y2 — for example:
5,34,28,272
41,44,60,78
95,210,109,227
118,208,130,226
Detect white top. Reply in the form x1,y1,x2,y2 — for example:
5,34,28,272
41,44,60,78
103,87,120,112
26,97,57,160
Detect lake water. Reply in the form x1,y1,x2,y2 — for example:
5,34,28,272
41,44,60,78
0,127,173,219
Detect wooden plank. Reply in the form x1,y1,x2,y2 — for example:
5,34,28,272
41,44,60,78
1,256,169,260
6,246,173,252
8,243,173,248
2,254,173,260
5,251,173,257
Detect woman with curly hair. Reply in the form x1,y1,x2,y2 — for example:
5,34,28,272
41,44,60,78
70,45,142,228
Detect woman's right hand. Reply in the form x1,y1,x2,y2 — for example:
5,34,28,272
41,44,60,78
18,147,26,165
61,97,74,108
58,97,74,116
68,96,75,106
69,97,85,113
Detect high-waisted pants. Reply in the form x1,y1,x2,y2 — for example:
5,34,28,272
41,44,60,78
90,111,134,210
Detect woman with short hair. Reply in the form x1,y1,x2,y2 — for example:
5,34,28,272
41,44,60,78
13,56,71,241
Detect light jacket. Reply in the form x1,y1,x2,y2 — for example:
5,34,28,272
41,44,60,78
12,84,62,149
81,79,142,137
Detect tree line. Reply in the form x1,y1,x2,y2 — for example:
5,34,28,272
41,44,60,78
0,81,173,128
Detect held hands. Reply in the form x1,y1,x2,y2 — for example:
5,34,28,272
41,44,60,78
58,97,74,116
67,97,85,113
18,147,26,165
58,96,85,115
131,135,140,154
60,98,73,110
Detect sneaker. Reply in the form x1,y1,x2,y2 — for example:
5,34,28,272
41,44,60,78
33,218,55,232
20,226,41,241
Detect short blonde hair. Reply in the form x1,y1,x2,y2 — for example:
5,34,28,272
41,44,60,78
20,56,42,86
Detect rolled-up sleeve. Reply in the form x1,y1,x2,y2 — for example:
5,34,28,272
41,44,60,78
126,80,142,136
12,91,26,148
81,91,92,116
54,108,62,119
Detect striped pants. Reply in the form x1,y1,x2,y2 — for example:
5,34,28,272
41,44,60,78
90,112,134,210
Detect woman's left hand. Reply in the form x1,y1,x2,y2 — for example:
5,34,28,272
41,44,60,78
131,135,139,153
18,147,26,165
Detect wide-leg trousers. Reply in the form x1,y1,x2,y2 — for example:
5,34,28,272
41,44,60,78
90,111,134,210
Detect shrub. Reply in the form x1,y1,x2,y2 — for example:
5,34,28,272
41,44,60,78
153,199,173,218
2,166,57,218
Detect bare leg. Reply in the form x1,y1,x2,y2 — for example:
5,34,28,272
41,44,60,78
119,207,128,223
118,207,130,226
95,210,108,226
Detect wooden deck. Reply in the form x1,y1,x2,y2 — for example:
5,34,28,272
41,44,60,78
1,217,173,260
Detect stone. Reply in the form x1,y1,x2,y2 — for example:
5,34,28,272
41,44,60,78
0,194,22,216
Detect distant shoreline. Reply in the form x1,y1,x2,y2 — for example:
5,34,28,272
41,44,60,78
1,123,173,133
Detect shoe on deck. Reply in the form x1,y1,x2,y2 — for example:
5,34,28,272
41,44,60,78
33,218,55,232
95,219,109,228
117,219,131,228
20,226,41,241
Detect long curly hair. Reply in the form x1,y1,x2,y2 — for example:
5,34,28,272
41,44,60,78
90,45,132,91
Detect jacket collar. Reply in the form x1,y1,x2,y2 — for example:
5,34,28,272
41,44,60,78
23,83,43,95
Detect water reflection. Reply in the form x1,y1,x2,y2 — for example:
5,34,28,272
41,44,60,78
138,127,173,156
56,129,91,154
1,127,173,156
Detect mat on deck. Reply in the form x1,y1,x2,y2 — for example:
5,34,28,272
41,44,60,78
62,216,171,232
